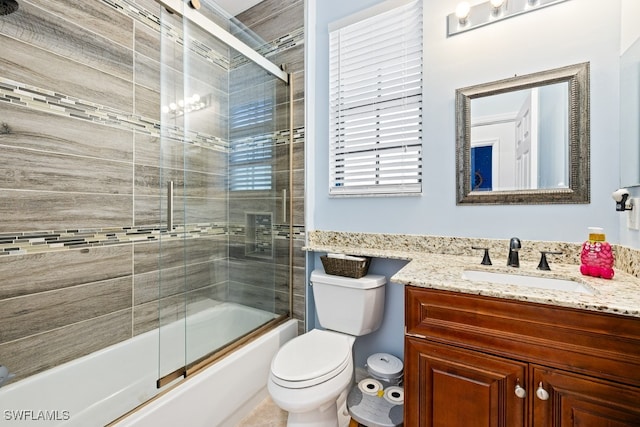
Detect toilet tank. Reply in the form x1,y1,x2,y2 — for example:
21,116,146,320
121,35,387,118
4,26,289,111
310,269,386,336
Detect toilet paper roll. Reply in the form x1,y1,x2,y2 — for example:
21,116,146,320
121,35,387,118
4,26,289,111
384,386,404,404
358,378,383,396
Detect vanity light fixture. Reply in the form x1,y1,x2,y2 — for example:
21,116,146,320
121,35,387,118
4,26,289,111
447,0,570,37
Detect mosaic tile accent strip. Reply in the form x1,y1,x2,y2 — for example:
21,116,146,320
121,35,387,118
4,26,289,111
0,224,305,256
1,77,301,152
232,27,305,68
0,77,228,152
0,224,227,256
230,224,305,239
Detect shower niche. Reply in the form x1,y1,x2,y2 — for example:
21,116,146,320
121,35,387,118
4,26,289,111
245,212,274,259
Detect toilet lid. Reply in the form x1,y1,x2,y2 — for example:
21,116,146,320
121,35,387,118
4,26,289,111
271,329,351,389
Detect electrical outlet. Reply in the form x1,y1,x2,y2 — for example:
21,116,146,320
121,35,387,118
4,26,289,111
627,198,640,230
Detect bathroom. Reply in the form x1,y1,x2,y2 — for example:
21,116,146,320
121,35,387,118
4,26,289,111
1,0,640,426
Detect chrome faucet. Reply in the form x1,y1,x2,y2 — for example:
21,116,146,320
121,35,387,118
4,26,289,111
507,237,521,267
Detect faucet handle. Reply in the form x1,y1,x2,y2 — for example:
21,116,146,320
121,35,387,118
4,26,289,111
538,251,563,271
471,246,492,266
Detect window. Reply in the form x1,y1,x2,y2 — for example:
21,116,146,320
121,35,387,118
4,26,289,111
229,99,274,191
329,0,423,196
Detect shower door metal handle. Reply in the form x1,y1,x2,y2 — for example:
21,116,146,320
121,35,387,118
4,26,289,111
282,189,287,222
167,181,174,231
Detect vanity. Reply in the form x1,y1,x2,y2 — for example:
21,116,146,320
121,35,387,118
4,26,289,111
305,231,640,426
405,288,640,426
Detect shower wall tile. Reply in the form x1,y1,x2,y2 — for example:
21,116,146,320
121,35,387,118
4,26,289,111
134,164,226,198
25,0,135,49
133,133,161,167
0,190,134,233
0,245,132,299
235,0,300,29
135,84,160,121
0,146,133,194
0,277,132,344
136,52,161,93
227,258,285,292
227,282,290,316
133,283,228,336
133,236,228,275
135,21,161,63
0,0,303,384
134,257,228,305
242,2,303,47
0,309,132,381
0,102,134,162
0,35,134,112
1,1,134,80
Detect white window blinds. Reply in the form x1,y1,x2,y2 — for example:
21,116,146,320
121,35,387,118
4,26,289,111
329,0,423,196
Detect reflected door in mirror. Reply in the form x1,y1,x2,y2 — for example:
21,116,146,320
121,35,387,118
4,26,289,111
470,82,568,192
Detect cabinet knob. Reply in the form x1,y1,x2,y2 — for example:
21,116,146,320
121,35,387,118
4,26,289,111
536,382,550,401
514,384,527,399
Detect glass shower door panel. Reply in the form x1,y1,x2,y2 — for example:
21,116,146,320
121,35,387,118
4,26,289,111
158,5,188,382
157,0,291,377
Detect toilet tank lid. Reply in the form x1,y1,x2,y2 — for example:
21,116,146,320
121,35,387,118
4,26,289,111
311,270,386,289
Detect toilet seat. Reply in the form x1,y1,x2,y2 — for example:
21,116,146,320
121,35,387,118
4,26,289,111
271,329,352,389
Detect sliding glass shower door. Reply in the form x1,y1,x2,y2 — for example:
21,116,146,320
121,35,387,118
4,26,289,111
157,0,290,385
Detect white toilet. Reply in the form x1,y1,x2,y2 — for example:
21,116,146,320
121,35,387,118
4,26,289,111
268,269,387,427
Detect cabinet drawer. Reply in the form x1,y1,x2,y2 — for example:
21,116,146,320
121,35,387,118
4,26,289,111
405,287,640,388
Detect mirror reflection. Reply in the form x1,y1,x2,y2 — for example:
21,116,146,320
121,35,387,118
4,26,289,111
470,82,569,192
456,62,590,205
620,36,640,187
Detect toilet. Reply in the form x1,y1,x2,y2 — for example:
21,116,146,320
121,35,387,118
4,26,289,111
268,269,387,427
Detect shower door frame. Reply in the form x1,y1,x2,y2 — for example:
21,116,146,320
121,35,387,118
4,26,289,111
154,0,295,389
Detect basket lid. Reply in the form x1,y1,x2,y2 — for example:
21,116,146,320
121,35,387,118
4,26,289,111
366,353,404,379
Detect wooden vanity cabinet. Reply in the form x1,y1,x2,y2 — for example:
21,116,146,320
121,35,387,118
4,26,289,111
404,287,640,427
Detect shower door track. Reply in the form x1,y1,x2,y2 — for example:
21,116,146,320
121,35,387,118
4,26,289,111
156,0,290,84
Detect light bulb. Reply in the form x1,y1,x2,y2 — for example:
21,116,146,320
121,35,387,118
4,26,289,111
191,94,201,103
455,2,471,24
490,0,504,7
169,102,177,111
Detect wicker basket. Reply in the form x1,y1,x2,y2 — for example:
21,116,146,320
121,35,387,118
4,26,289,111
320,255,371,279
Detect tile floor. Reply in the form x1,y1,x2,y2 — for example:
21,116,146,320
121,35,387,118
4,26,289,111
236,397,287,427
236,397,361,427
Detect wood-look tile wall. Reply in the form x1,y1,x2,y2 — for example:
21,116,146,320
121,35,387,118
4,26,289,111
0,0,243,383
233,0,306,333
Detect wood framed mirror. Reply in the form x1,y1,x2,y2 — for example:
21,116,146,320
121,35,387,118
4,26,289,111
456,62,590,205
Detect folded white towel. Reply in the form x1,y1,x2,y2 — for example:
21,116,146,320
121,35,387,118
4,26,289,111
327,253,367,262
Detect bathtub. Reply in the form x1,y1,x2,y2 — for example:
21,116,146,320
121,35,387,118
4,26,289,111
0,301,297,427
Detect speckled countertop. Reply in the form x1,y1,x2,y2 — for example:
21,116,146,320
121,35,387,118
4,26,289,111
305,231,640,319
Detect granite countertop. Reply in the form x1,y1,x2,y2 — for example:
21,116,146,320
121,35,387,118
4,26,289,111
305,240,640,319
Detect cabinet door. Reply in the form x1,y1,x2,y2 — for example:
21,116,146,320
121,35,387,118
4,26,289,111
405,337,527,427
532,366,640,427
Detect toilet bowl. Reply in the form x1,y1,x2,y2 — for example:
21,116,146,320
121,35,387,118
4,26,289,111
268,270,387,427
268,330,355,426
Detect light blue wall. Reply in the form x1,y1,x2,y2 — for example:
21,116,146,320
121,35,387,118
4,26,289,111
307,255,408,369
307,0,622,244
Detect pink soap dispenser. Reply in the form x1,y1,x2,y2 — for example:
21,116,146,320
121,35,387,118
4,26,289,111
580,227,614,279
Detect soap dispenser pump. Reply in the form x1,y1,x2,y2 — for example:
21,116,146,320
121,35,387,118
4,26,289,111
580,227,614,279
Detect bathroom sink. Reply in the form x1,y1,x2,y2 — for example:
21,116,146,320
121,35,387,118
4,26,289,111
461,270,594,295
